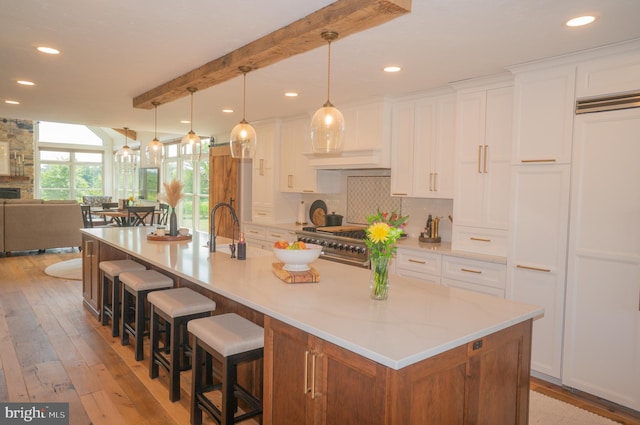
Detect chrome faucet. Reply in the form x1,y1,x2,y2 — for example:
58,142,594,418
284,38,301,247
209,202,239,257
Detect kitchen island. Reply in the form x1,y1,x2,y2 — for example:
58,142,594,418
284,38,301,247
81,227,542,424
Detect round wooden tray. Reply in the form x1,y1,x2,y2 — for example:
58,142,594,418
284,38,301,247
147,233,192,241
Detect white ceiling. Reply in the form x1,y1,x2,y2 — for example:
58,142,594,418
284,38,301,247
2,0,640,145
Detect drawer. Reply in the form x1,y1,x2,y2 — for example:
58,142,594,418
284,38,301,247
251,206,273,223
441,255,506,290
243,224,266,240
396,248,442,276
452,226,508,257
396,268,441,285
265,227,297,244
442,277,505,298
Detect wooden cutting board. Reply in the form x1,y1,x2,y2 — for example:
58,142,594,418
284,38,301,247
315,225,366,233
272,262,320,284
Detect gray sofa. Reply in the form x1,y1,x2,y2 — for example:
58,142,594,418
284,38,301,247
0,199,83,254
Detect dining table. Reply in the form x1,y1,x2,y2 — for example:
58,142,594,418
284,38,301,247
94,208,161,227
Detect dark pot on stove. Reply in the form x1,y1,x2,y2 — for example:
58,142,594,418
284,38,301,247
325,212,343,226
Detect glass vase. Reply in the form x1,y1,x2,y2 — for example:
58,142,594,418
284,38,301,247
370,256,391,300
169,207,178,236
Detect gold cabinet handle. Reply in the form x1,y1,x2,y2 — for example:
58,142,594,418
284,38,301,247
248,230,260,234
288,174,293,188
304,350,310,394
483,144,488,173
408,259,426,264
392,192,409,196
429,173,433,191
477,145,483,174
259,159,264,176
311,352,317,400
516,264,551,273
433,172,438,191
470,237,491,242
461,268,482,274
303,189,315,193
269,233,283,238
521,159,557,163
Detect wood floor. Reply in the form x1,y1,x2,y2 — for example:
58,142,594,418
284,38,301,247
0,250,638,425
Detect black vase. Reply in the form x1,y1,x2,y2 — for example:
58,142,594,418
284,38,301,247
169,208,178,236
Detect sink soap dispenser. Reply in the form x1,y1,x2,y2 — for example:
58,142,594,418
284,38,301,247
237,232,247,260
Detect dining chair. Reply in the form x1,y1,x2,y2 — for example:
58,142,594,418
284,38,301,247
127,206,156,227
81,204,94,228
102,202,119,210
158,203,170,226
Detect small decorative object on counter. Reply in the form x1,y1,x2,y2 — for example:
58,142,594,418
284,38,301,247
419,213,441,243
237,232,246,260
365,209,408,300
158,179,185,237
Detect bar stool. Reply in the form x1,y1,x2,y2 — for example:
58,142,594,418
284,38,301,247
188,313,264,425
148,287,217,402
98,259,146,337
119,269,173,361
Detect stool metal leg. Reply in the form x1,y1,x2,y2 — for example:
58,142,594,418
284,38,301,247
169,317,180,401
191,338,204,425
149,305,161,379
100,273,110,326
134,291,145,361
121,287,131,347
111,277,121,337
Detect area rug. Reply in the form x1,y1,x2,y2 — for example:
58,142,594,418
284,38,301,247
44,258,82,280
529,391,619,425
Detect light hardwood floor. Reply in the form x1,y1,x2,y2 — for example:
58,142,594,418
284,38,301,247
0,250,638,425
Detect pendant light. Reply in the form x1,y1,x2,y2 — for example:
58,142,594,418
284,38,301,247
115,127,137,173
230,66,257,159
181,87,202,159
146,102,164,166
310,31,345,154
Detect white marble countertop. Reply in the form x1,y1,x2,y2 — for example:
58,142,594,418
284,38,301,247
82,227,541,370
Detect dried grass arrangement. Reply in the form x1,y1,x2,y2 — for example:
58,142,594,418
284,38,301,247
159,178,185,208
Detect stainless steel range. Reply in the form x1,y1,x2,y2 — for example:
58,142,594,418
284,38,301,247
296,226,370,269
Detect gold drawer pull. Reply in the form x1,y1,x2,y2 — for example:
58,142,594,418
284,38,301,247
461,268,482,274
516,264,551,273
392,192,408,196
408,259,426,264
521,159,557,163
248,230,260,234
470,237,491,242
304,350,310,394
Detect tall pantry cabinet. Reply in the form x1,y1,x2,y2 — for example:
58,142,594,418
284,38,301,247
507,64,576,380
452,76,513,256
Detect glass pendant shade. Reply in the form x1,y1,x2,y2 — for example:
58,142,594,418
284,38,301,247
181,87,201,159
230,66,256,159
311,31,344,154
115,127,137,173
145,102,164,166
230,120,257,158
311,102,345,153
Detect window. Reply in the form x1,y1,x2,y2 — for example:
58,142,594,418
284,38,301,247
162,141,210,233
39,150,104,201
37,122,106,201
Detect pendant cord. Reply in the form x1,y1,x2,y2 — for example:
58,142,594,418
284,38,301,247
326,39,332,103
154,104,158,139
243,71,247,121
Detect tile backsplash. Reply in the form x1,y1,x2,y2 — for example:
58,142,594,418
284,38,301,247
301,169,453,242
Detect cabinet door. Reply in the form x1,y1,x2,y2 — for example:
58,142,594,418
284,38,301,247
82,235,100,317
512,66,576,164
252,122,275,208
264,317,312,425
390,101,415,196
508,164,570,378
412,98,437,198
563,108,640,411
280,117,318,193
483,86,513,230
431,97,456,198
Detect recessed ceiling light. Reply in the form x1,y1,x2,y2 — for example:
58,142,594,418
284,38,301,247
17,80,35,86
180,120,190,124
384,66,401,73
285,92,299,97
5,100,20,105
565,15,597,27
222,108,234,113
36,46,60,55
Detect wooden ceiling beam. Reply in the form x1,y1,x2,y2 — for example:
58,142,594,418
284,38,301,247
113,128,137,141
132,0,411,109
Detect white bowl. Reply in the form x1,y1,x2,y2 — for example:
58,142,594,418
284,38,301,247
273,243,322,271
178,227,189,236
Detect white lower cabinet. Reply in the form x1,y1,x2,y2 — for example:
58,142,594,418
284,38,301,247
441,255,506,298
508,164,571,380
562,107,640,411
242,223,297,250
395,248,441,284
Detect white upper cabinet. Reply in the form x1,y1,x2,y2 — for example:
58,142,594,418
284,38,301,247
575,40,640,98
390,91,456,199
511,65,576,164
306,99,391,169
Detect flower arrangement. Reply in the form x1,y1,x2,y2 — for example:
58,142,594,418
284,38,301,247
158,178,185,208
365,209,408,300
